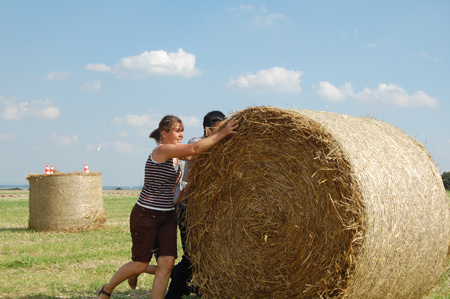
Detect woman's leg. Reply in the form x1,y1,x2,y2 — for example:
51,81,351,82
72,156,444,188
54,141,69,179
150,255,176,299
98,261,149,298
128,264,157,289
146,264,158,274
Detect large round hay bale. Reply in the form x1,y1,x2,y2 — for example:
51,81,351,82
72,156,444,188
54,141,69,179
27,172,106,232
185,106,450,298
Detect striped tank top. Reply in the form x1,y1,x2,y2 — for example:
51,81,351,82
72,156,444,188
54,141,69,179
137,148,181,211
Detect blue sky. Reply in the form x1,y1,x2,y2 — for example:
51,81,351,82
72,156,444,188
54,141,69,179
1,1,449,186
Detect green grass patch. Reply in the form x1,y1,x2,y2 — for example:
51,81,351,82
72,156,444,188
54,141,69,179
0,191,449,298
0,193,196,298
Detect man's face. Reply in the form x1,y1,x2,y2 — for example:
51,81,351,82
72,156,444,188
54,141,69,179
206,120,224,137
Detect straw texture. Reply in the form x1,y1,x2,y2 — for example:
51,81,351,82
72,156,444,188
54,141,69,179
27,172,106,232
185,106,450,298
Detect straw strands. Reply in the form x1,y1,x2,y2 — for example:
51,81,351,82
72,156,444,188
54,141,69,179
185,106,450,298
27,172,106,232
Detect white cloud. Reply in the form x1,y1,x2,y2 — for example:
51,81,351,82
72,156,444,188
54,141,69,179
313,81,439,107
0,97,60,120
227,4,267,12
85,63,113,72
340,29,360,40
251,13,288,27
352,83,439,107
227,67,303,93
228,5,284,28
86,49,201,78
0,133,14,141
112,113,162,128
80,80,102,93
88,140,145,154
405,52,440,62
313,81,346,102
86,144,100,152
116,49,201,77
49,131,78,146
238,4,254,11
339,33,348,40
44,71,70,80
180,115,201,127
113,113,201,131
137,129,151,137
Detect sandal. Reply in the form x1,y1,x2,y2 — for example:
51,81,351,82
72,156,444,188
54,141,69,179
97,285,112,298
128,275,138,290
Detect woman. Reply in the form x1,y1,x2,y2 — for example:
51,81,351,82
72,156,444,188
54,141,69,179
97,115,238,299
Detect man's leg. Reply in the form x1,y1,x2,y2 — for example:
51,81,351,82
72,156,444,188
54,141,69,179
165,255,193,299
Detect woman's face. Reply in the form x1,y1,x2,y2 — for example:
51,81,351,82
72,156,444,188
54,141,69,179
164,122,184,145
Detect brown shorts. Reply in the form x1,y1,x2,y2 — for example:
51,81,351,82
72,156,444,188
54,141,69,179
130,204,177,263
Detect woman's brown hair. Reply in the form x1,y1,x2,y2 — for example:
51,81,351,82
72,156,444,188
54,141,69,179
149,115,183,143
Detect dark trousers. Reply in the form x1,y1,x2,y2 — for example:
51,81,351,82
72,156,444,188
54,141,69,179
165,204,197,299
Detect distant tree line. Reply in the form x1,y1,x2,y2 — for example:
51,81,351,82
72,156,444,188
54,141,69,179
443,172,450,190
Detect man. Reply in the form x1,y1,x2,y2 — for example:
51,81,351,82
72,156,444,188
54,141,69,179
165,110,227,299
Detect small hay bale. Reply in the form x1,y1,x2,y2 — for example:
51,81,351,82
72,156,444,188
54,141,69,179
27,172,106,232
185,106,450,298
